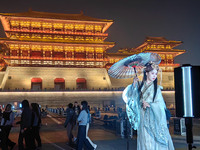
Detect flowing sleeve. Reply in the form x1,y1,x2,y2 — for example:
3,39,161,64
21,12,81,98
122,83,140,130
144,85,169,146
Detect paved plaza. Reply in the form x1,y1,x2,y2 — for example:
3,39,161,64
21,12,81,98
6,112,200,150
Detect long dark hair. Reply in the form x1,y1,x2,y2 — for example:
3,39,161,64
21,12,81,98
31,103,39,118
81,101,89,113
5,104,12,111
22,99,29,108
138,63,158,102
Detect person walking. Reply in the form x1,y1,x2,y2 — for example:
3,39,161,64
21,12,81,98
31,103,42,149
76,101,94,150
1,104,16,150
64,103,75,146
19,100,35,150
86,106,97,149
73,101,80,123
72,101,80,141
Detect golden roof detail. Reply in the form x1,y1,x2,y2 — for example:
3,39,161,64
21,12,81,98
0,10,113,22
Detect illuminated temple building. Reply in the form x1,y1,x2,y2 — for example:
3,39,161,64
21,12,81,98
107,37,185,89
0,10,185,92
0,10,114,91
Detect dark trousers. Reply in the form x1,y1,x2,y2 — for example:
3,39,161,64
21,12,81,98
66,123,73,145
18,130,24,150
1,126,15,150
24,128,36,150
77,125,94,150
32,126,42,147
18,128,36,150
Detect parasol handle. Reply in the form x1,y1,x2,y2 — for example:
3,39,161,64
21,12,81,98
133,67,140,86
133,67,137,77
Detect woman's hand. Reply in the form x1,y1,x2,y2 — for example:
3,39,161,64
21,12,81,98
133,76,139,87
142,101,150,109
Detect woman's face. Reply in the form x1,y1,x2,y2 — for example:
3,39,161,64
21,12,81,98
146,69,158,83
80,105,83,110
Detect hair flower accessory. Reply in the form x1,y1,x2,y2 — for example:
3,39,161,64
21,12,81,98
144,61,159,72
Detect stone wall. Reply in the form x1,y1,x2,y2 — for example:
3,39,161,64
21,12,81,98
0,66,175,90
161,72,175,89
2,66,111,90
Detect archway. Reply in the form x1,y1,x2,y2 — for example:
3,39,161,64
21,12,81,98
54,78,65,90
76,78,87,90
31,78,42,90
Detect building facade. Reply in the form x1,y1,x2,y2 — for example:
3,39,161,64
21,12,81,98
0,10,114,90
0,10,185,91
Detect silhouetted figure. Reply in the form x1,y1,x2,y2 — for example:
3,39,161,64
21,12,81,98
73,101,80,120
73,101,81,140
0,106,3,120
18,100,35,150
31,103,42,148
64,103,75,146
1,104,16,150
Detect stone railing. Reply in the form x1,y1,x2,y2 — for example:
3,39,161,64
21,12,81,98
0,87,126,92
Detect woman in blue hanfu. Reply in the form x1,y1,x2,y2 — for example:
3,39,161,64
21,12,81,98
123,62,174,150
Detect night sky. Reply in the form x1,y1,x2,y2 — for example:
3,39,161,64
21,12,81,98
0,0,200,65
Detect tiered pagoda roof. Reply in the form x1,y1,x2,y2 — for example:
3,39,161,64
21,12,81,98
132,36,182,50
0,10,115,69
0,9,113,22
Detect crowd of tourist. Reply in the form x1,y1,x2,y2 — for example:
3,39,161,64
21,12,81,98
0,100,42,150
0,99,99,150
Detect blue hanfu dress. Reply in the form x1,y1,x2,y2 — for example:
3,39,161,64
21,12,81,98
123,82,174,150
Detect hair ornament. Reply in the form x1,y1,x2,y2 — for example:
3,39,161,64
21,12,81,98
144,61,160,72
